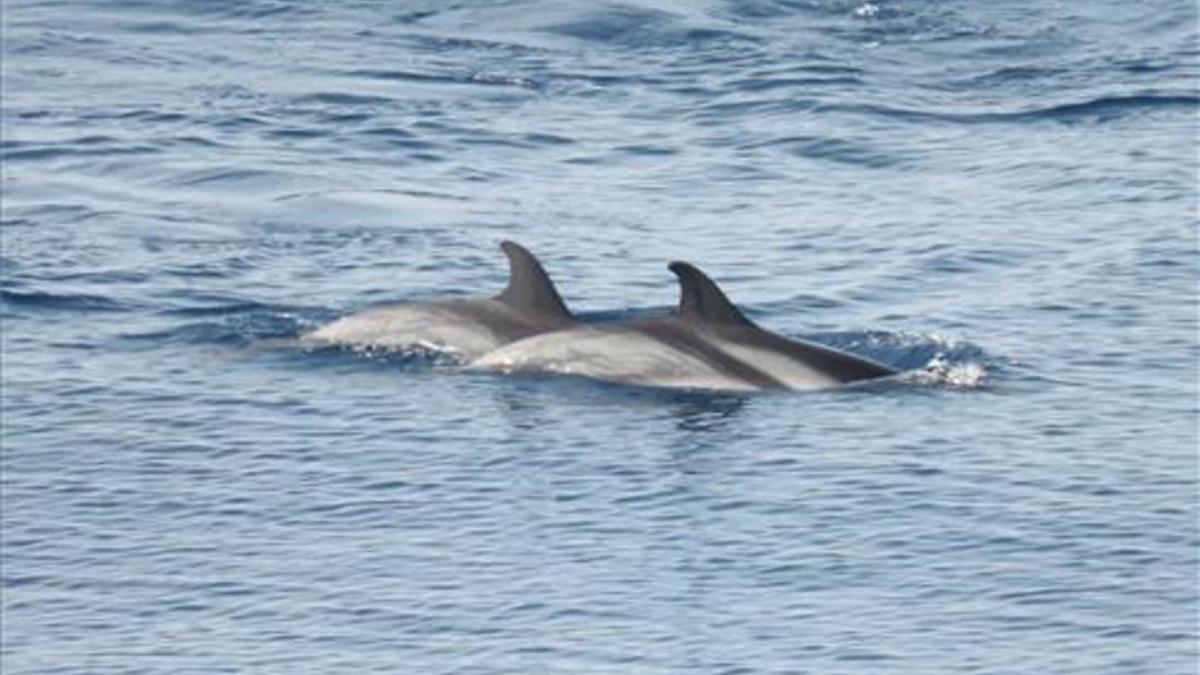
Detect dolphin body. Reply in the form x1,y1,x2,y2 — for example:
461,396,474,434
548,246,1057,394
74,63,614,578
305,241,573,360
473,261,896,392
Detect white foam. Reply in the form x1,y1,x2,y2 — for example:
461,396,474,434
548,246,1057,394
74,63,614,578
905,353,989,388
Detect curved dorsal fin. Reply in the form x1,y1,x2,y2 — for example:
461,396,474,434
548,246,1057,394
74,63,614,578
496,240,572,320
668,261,753,326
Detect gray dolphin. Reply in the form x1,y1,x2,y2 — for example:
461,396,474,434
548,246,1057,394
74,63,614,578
473,261,896,392
305,241,573,359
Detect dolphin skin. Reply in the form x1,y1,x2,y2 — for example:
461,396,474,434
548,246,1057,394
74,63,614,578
473,261,896,392
305,241,573,359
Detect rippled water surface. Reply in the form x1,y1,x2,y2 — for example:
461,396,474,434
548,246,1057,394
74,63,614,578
3,1,1197,673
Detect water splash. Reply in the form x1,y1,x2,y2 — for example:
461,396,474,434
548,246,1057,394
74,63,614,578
904,352,989,389
854,3,881,20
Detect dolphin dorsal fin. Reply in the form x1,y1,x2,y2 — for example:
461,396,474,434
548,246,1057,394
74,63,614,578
497,240,572,321
669,261,753,326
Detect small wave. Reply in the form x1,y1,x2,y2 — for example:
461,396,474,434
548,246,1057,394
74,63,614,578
167,135,226,148
541,6,758,49
1024,93,1200,122
951,65,1067,89
159,300,282,318
122,307,322,348
0,289,127,313
359,126,418,140
110,109,190,124
614,144,679,157
394,9,438,24
818,93,1200,126
122,322,259,347
107,0,319,22
524,132,575,146
265,127,326,141
747,135,904,168
292,92,395,106
8,29,111,55
1,138,162,162
346,69,538,90
359,130,440,151
167,167,281,188
731,75,865,92
120,20,196,35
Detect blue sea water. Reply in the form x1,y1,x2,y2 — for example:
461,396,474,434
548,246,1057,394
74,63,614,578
2,0,1197,672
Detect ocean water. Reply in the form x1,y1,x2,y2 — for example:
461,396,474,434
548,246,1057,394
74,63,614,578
2,0,1197,672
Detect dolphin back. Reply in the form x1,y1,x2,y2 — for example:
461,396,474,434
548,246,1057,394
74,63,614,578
497,240,572,323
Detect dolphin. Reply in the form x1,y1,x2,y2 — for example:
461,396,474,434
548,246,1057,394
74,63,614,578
472,261,896,392
304,240,573,359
